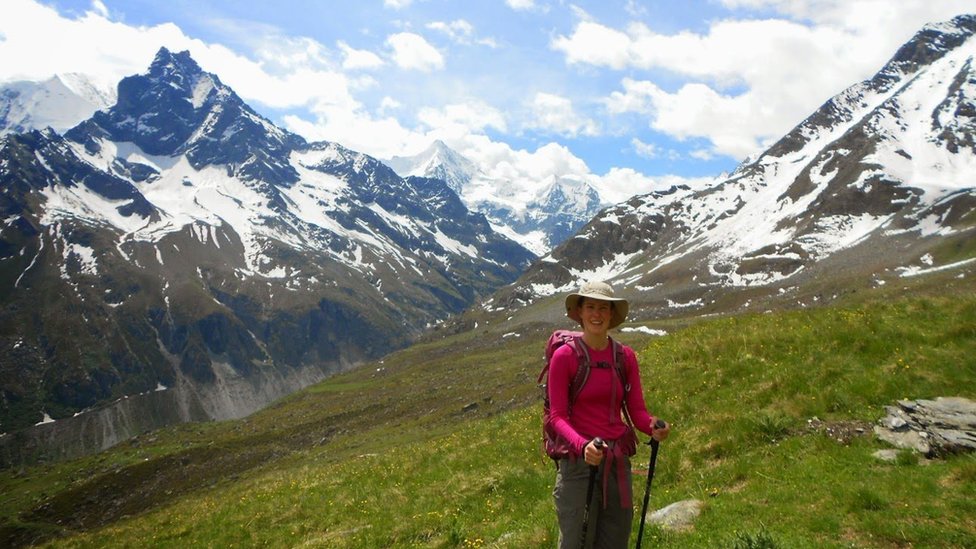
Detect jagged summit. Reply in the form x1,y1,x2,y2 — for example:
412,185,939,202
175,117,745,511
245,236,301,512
387,139,480,194
147,47,206,84
68,47,304,184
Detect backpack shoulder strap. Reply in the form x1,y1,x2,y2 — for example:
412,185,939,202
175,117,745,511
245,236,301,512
610,338,630,391
566,336,590,404
610,338,637,428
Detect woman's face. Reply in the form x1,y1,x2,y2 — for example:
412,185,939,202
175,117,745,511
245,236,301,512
578,297,614,335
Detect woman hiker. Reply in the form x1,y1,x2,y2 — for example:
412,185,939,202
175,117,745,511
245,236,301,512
548,280,671,548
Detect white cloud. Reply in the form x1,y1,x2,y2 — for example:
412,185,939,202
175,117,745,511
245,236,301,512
91,0,109,18
631,138,657,159
556,2,975,160
337,41,384,70
0,0,364,115
477,37,500,48
519,142,591,181
384,0,413,8
285,109,419,158
611,79,771,159
505,0,536,10
378,96,402,114
451,138,593,198
717,0,971,34
593,168,713,205
572,17,854,157
427,20,473,42
386,32,445,72
0,0,181,85
526,92,599,137
550,21,633,69
247,35,340,78
417,101,508,136
624,0,648,17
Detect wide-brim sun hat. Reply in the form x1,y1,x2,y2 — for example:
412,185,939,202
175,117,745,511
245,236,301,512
565,280,629,329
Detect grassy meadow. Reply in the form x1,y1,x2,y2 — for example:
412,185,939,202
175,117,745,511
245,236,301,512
2,273,975,548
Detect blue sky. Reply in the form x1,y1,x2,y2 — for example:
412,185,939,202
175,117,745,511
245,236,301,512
2,0,973,201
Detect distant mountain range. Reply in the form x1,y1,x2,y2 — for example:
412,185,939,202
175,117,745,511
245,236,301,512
489,14,976,324
3,77,611,259
0,48,533,464
386,139,605,255
0,73,115,136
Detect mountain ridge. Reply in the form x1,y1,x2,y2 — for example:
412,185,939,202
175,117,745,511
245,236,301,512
476,13,976,328
0,47,533,464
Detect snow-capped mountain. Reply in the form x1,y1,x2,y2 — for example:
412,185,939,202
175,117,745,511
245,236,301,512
386,139,480,195
387,140,605,255
0,73,115,136
0,48,534,464
493,14,976,320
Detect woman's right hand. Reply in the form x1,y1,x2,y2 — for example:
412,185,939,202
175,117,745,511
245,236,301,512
584,438,605,466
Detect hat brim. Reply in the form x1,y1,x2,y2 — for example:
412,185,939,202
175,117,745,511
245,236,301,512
565,292,629,329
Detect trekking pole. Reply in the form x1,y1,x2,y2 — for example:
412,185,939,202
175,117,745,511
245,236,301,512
635,420,666,549
579,438,605,549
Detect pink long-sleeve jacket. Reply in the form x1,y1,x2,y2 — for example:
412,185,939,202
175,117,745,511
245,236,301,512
547,340,656,457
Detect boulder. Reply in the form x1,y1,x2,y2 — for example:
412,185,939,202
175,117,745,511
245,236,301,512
874,397,976,457
647,499,704,531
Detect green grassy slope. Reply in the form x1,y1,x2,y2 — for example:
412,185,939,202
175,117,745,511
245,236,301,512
2,274,975,548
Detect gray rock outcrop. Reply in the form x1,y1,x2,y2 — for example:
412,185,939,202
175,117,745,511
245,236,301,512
874,397,976,457
647,499,704,531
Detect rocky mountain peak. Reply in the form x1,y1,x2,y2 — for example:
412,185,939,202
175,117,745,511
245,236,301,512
69,47,304,184
387,139,480,195
885,14,976,77
146,47,206,90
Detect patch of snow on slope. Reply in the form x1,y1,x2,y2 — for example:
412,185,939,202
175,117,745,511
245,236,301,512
191,75,215,109
524,250,644,298
897,257,976,277
491,222,546,257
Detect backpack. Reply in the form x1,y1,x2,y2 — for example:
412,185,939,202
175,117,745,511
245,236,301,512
538,330,635,462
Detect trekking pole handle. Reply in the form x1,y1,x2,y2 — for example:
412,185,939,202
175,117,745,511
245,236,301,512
647,419,667,446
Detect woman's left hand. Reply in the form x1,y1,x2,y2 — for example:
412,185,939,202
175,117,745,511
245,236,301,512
652,420,671,442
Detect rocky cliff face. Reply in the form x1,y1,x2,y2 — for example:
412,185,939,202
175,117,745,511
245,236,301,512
0,48,534,465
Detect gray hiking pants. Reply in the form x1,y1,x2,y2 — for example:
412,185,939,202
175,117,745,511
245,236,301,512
553,456,633,549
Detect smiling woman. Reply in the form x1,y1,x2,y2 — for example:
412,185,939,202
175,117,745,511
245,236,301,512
546,280,671,548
